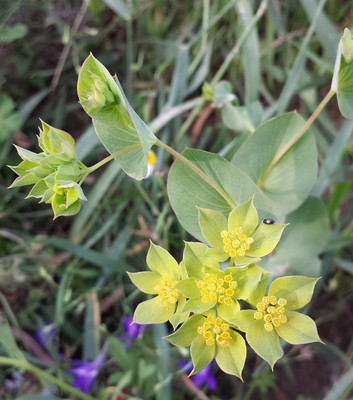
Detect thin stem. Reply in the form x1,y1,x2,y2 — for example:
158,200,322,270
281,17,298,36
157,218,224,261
156,139,236,208
210,0,267,85
87,143,140,174
175,0,267,143
257,89,336,189
0,357,96,400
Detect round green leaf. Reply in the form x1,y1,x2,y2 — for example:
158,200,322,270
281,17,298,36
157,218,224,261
77,54,157,180
215,330,246,379
232,112,318,216
276,311,322,344
246,319,283,369
268,276,319,310
168,149,273,241
133,297,175,324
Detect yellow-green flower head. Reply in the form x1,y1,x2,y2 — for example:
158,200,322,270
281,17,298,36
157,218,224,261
128,242,186,325
81,74,116,113
230,276,322,369
176,243,264,323
198,197,287,266
165,309,246,379
8,121,87,219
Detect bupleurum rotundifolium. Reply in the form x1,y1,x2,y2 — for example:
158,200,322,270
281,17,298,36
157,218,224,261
254,295,287,332
154,273,179,307
196,273,238,305
221,227,254,258
198,315,232,347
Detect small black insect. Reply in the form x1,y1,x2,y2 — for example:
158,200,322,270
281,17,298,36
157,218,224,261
263,218,275,225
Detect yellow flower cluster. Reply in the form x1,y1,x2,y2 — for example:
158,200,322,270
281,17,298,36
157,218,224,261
221,228,254,257
198,315,232,347
154,274,179,307
254,296,287,332
196,273,238,304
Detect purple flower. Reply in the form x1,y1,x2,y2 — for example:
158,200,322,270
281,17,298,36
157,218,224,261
34,322,55,348
178,359,217,391
118,316,152,348
69,348,106,394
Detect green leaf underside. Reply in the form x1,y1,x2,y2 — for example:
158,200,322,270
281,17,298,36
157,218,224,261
215,330,246,378
232,112,318,216
168,149,274,241
191,334,215,374
246,319,283,369
165,314,205,347
337,55,353,118
133,297,175,324
276,311,322,344
128,271,161,294
268,276,319,310
147,242,180,280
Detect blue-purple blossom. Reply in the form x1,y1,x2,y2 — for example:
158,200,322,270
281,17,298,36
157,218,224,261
69,348,106,394
178,359,217,390
34,322,55,347
118,316,152,348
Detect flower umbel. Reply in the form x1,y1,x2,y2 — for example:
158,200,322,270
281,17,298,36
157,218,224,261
198,197,286,265
8,121,87,218
231,276,322,369
128,242,186,324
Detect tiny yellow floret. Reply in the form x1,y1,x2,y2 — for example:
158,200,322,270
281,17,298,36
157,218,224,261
221,227,254,258
254,296,288,331
154,274,179,307
196,273,237,305
198,317,232,347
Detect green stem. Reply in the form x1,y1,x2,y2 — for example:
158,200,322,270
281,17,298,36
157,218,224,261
156,138,236,207
257,89,336,189
87,143,140,174
0,357,96,400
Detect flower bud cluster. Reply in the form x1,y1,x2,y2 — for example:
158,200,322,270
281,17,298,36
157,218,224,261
9,121,87,218
81,74,116,112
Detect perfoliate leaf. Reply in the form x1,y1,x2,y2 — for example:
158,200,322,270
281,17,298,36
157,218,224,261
275,311,322,344
77,54,157,180
232,112,318,216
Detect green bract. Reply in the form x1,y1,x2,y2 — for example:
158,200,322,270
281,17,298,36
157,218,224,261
8,121,87,218
165,309,246,379
231,275,322,369
128,242,187,325
198,197,286,265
